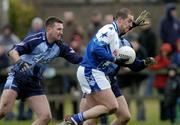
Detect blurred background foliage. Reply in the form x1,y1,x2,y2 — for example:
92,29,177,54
9,0,36,38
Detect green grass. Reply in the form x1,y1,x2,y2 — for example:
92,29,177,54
0,99,174,125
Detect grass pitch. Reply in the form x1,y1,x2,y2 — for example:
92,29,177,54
0,99,173,125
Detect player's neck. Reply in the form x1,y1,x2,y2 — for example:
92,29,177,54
46,33,54,44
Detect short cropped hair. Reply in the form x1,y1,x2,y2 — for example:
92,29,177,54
45,16,63,27
114,8,132,20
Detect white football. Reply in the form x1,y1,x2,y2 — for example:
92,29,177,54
118,46,136,64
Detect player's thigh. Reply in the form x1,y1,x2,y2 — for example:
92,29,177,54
115,96,131,118
26,95,51,117
92,88,118,109
0,89,17,112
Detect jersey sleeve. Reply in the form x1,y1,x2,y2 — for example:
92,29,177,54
59,44,83,64
91,25,118,62
126,58,146,72
14,36,42,55
95,25,117,45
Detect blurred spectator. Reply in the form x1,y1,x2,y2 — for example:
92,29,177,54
149,43,172,121
70,25,85,54
164,65,180,124
27,17,44,36
131,39,148,59
159,3,180,49
0,24,20,52
87,11,103,39
137,18,157,96
63,11,78,44
0,46,9,70
0,25,18,121
131,36,148,121
0,45,9,94
138,18,157,57
103,14,113,24
171,39,180,67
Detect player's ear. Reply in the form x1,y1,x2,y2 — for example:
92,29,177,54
46,26,52,32
117,17,123,24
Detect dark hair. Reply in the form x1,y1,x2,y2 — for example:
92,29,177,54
92,10,101,17
45,16,63,27
114,8,132,20
2,24,13,32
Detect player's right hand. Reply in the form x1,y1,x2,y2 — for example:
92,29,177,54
114,56,129,66
16,59,30,72
143,57,156,66
133,10,150,27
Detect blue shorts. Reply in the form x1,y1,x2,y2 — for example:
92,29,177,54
82,76,122,98
4,71,44,100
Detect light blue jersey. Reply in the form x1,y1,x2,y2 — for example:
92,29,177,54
13,32,82,78
4,32,82,100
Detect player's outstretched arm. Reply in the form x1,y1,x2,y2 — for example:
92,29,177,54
127,57,156,72
59,44,83,64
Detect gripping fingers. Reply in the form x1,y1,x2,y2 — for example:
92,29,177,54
135,10,150,24
20,63,30,72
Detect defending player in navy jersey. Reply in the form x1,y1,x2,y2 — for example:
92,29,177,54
59,8,156,125
0,17,82,125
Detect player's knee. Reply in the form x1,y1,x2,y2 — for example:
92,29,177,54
0,103,9,119
108,102,118,114
39,113,52,123
109,107,117,114
119,113,131,124
0,108,8,119
123,113,131,123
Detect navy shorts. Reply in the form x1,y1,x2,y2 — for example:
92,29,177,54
108,75,122,97
111,81,122,97
4,71,44,100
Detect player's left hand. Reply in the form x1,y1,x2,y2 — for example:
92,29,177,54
16,59,31,72
115,56,130,66
143,57,156,66
133,10,150,27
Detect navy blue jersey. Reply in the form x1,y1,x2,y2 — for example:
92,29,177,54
12,32,82,78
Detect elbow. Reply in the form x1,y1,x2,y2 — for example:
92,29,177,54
131,69,140,72
7,49,14,57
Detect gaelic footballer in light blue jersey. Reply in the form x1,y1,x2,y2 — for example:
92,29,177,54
0,17,82,125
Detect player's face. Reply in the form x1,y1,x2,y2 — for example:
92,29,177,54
120,14,134,33
50,22,63,41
